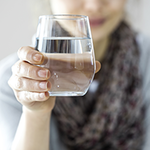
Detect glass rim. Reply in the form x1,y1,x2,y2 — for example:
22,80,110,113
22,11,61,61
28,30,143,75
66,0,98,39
39,14,88,20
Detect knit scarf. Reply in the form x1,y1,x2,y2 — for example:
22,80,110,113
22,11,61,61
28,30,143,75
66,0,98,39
53,22,145,150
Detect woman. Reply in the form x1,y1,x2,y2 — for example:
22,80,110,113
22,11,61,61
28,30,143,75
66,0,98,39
1,0,150,150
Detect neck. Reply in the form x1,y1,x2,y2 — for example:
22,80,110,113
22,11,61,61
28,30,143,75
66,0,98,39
93,37,109,61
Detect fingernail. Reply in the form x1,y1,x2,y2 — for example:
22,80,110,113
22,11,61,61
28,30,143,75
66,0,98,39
38,70,48,78
33,54,42,62
39,82,47,89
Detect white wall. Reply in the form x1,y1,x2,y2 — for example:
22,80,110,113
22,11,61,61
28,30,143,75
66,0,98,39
141,0,150,36
125,0,150,36
0,0,36,61
0,0,150,61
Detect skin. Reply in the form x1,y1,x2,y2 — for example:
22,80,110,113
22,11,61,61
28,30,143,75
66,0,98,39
8,0,126,149
50,0,126,60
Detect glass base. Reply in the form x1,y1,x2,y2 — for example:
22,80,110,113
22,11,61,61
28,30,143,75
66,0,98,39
48,91,86,96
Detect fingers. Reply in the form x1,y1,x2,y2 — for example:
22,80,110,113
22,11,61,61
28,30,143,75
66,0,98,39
95,61,101,73
17,46,44,65
7,46,57,112
8,75,51,92
14,91,49,102
12,60,50,80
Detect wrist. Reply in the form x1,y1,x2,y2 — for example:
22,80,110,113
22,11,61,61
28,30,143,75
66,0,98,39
12,106,51,150
23,106,52,120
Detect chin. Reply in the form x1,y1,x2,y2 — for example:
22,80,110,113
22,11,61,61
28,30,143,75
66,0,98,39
91,24,113,43
92,32,105,42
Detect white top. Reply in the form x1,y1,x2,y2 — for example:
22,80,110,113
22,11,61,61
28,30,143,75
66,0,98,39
0,33,150,150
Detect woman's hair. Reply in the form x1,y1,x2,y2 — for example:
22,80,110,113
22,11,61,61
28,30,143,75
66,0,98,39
30,0,141,32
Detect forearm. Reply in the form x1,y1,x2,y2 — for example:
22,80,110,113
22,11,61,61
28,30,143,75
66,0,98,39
11,107,51,150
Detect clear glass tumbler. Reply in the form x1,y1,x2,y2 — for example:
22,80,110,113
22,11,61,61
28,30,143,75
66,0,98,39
35,14,96,96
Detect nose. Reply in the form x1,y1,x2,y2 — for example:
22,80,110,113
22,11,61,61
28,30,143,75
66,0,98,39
83,0,104,13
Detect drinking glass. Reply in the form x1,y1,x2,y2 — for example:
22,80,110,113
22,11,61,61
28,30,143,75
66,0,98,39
35,14,96,96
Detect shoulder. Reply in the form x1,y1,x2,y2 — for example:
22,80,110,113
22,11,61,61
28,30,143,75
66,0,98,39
0,53,21,108
136,33,150,54
136,33,150,76
0,52,18,89
0,53,22,150
0,52,18,75
0,52,18,72
136,33,150,105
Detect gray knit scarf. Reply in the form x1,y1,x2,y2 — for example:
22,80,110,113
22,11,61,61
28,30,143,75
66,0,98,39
53,22,145,150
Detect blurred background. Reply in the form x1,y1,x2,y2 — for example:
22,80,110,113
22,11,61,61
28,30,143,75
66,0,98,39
0,0,150,61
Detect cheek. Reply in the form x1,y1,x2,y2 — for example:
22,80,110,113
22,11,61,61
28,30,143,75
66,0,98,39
110,2,125,19
92,5,125,41
107,3,125,30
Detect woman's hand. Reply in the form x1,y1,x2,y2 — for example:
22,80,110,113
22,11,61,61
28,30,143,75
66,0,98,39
8,46,101,114
8,46,56,114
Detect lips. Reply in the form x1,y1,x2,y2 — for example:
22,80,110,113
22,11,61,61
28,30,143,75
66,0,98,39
89,18,106,27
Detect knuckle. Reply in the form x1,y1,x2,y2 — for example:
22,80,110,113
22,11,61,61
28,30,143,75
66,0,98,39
14,91,22,102
33,92,47,101
24,92,41,101
18,46,24,52
15,61,22,74
27,65,34,77
32,92,39,100
16,93,21,101
25,49,30,61
18,46,30,61
16,91,32,103
15,77,23,89
17,46,24,57
24,91,32,101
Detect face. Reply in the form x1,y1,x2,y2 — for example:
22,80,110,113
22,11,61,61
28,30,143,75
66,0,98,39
50,0,127,42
